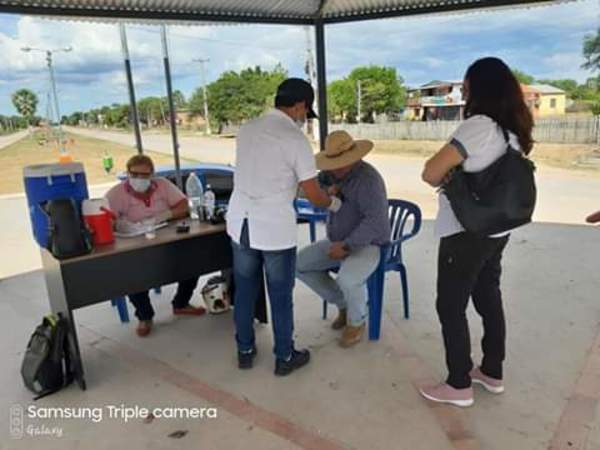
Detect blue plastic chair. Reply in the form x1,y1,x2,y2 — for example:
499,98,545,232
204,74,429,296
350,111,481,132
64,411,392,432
294,198,328,243
323,199,422,340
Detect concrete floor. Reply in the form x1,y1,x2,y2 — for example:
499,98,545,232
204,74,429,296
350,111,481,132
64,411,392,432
1,222,599,450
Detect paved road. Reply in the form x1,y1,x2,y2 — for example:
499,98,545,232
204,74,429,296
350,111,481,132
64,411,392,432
63,126,236,165
0,130,28,150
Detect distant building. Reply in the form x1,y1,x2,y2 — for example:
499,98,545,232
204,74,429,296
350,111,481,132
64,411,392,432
404,80,465,121
525,84,566,118
406,80,566,121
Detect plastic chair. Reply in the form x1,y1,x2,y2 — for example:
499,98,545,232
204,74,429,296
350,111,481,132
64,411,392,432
294,198,328,243
323,199,422,340
111,287,162,323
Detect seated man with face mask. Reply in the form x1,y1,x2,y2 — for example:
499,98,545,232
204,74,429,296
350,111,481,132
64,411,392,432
105,154,205,337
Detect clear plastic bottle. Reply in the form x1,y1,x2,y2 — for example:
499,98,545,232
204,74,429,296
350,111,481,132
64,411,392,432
185,172,204,221
203,184,216,221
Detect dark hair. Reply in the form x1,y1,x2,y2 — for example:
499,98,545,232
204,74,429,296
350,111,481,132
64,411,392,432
126,154,154,173
464,57,534,154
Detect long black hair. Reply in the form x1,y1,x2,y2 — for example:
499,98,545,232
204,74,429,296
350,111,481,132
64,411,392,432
464,57,534,155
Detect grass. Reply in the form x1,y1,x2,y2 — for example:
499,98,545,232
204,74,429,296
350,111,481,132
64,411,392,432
0,131,197,195
370,139,600,172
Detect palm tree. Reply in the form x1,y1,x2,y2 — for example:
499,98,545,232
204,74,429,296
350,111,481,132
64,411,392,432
11,89,38,131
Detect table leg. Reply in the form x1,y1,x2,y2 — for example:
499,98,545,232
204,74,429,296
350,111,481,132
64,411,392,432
41,250,87,390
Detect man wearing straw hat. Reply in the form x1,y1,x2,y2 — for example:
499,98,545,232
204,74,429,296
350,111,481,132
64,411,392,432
297,130,391,347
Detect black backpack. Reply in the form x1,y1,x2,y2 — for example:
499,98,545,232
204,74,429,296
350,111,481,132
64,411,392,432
44,198,92,259
21,314,74,399
443,129,537,236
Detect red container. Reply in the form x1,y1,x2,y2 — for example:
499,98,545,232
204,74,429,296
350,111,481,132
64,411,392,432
82,198,115,245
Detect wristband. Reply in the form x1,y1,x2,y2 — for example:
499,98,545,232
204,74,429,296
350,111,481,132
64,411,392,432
328,196,342,213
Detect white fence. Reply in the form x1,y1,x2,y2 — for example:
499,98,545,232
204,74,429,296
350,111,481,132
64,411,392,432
330,116,600,144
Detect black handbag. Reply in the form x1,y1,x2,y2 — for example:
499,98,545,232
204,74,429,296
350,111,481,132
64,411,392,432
442,129,537,236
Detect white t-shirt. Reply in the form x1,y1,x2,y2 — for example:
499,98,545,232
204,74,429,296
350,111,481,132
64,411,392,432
226,109,317,250
434,115,521,239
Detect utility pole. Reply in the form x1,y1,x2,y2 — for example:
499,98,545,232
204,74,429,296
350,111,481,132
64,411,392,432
119,23,143,154
192,58,211,135
21,45,72,154
46,91,52,126
357,80,362,123
161,25,183,190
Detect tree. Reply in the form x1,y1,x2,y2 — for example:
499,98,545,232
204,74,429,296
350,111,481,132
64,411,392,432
64,111,84,126
11,89,38,125
138,96,167,127
172,90,187,109
328,65,406,123
328,79,356,122
582,28,600,73
100,103,130,128
512,69,534,85
189,64,287,132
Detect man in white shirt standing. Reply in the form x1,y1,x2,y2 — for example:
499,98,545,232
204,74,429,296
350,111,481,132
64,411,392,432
227,78,340,376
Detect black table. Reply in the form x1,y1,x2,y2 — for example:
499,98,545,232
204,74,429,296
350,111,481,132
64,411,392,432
41,221,267,390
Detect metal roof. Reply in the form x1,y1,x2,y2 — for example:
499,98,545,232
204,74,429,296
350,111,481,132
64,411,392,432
0,0,572,25
529,84,567,94
419,80,463,89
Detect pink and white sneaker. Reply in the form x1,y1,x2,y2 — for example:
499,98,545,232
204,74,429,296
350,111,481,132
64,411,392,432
419,383,474,408
470,367,504,394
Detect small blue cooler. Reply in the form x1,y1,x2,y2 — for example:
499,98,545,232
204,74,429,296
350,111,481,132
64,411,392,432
23,163,89,248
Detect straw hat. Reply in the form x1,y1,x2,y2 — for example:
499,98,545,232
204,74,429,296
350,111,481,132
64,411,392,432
315,130,373,171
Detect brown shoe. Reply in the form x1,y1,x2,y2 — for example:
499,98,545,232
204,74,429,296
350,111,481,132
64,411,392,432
339,323,365,348
136,320,153,337
331,308,347,330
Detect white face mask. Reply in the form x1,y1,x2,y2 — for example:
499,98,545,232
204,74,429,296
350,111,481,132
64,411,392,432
295,119,306,129
129,177,151,193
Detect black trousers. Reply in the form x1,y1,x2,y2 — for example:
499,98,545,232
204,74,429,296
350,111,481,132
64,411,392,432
128,277,200,321
436,232,509,389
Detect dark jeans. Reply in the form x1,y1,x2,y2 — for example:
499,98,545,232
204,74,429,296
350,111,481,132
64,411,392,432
436,232,510,389
232,219,296,360
128,277,200,321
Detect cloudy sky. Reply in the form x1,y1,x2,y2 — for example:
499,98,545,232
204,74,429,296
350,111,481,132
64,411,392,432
0,0,598,116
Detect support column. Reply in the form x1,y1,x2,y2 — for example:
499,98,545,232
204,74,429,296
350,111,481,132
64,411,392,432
161,25,183,190
315,20,328,151
119,23,143,154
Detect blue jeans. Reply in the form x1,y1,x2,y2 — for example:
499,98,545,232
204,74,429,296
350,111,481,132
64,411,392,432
296,240,380,326
232,221,297,360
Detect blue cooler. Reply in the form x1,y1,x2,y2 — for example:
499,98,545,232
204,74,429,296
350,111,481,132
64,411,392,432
23,163,89,248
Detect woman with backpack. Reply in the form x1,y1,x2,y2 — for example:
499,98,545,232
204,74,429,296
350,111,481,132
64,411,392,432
420,57,534,407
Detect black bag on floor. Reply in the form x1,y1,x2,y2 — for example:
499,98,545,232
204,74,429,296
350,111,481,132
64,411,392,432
443,130,537,236
44,198,92,259
21,314,74,400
